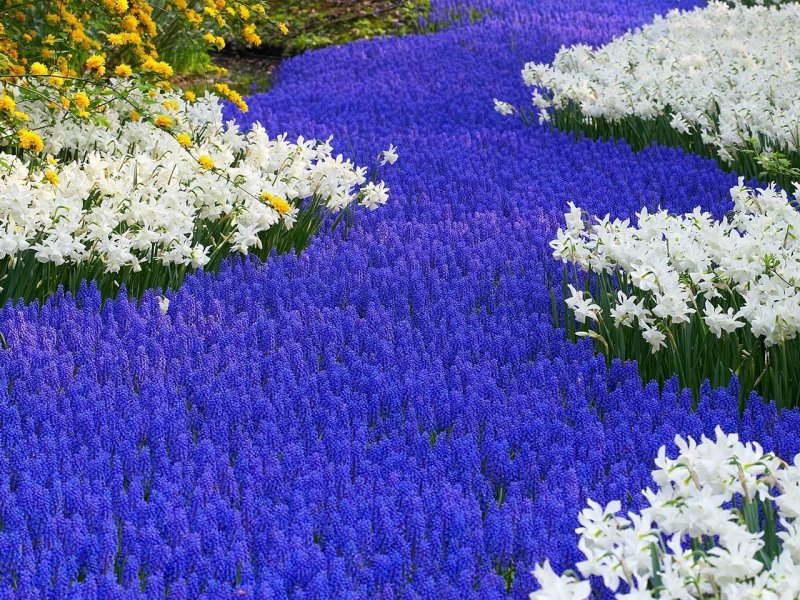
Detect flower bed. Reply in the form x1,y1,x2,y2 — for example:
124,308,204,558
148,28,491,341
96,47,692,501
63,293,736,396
551,179,800,409
2,0,798,597
533,428,800,598
0,80,392,303
520,2,800,187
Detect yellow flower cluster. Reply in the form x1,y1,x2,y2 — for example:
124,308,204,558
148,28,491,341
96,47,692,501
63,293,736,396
141,58,174,79
0,0,287,158
214,83,248,113
18,129,44,153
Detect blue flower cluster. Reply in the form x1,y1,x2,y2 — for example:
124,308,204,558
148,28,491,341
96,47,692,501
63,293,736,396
0,0,787,598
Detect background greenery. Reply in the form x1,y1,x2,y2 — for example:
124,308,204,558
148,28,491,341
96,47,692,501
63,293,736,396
175,0,433,96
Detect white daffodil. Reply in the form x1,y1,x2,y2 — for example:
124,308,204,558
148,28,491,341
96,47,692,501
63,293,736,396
552,178,800,349
565,285,602,324
380,144,399,166
530,561,590,600
493,99,515,116
0,80,396,279
531,429,800,599
522,2,800,159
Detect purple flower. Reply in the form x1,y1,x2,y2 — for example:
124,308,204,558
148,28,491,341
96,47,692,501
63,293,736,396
0,0,767,597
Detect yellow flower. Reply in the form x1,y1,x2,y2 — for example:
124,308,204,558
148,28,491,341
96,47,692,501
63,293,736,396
261,192,290,215
239,5,250,19
61,96,71,109
74,92,90,110
200,33,226,49
107,31,142,46
0,96,16,112
139,11,156,35
115,64,133,78
77,110,90,119
13,111,29,121
242,23,261,46
130,110,141,121
18,129,44,152
85,54,105,71
184,91,196,102
70,29,88,45
141,58,173,79
43,34,56,45
162,99,180,111
185,9,202,25
29,62,48,76
120,14,138,31
44,169,59,185
197,155,214,169
279,22,289,35
155,115,173,129
176,133,192,148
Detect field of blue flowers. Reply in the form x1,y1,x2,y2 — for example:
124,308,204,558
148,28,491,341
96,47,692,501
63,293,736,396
1,0,795,597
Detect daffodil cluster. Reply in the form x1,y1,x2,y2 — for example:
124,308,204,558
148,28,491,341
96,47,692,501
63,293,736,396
550,179,800,407
520,2,800,172
0,77,393,303
532,427,800,599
